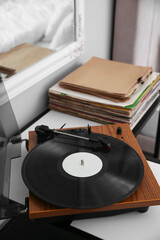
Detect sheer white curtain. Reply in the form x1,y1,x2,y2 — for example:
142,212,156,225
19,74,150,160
112,0,160,72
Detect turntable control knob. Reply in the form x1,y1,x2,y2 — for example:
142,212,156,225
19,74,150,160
117,127,122,135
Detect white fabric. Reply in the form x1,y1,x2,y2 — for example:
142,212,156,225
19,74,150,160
113,0,160,72
43,1,73,42
133,0,160,71
0,0,74,52
49,12,74,50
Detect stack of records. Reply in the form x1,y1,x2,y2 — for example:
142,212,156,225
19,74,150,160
48,57,160,128
59,57,152,102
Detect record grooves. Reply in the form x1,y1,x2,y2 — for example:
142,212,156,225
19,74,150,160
22,128,144,209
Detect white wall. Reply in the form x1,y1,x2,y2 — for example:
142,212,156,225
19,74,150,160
11,0,114,130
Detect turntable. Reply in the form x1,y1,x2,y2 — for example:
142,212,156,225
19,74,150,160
22,123,160,220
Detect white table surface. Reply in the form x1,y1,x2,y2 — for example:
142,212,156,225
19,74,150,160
9,110,160,240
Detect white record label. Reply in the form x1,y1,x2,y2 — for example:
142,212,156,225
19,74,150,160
62,152,103,178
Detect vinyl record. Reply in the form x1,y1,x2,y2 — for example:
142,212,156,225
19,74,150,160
22,130,144,209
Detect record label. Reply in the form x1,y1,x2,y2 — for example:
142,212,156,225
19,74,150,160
62,152,103,178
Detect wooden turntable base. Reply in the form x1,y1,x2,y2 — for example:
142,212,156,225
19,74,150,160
28,124,160,219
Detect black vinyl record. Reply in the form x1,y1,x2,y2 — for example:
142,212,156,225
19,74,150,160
22,129,144,209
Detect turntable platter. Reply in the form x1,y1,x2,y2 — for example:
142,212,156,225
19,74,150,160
22,130,144,209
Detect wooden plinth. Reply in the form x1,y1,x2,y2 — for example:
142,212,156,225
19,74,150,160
28,124,160,219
